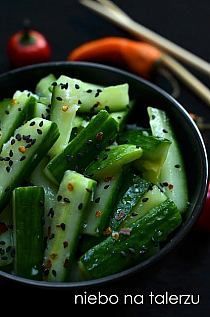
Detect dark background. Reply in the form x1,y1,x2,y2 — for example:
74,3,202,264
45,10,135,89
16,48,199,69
0,0,210,315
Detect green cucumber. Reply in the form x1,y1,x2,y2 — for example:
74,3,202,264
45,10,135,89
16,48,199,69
85,144,143,180
43,170,96,282
84,170,125,236
110,175,151,230
57,75,103,91
118,130,171,183
148,107,188,212
0,204,14,267
0,98,11,119
56,75,129,113
35,74,56,104
13,186,44,280
49,84,79,157
0,91,36,151
30,157,58,237
79,199,181,279
45,110,118,185
0,118,59,211
34,102,50,120
122,185,167,227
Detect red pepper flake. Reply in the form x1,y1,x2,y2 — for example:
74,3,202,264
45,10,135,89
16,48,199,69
18,146,26,153
45,259,52,269
168,184,174,190
103,227,112,236
115,211,125,221
104,176,113,182
0,223,8,234
96,131,104,141
67,183,74,191
112,231,120,240
63,241,68,248
119,228,131,236
95,210,103,218
62,105,68,112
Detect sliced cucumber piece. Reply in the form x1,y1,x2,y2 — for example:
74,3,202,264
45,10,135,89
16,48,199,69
79,200,181,279
49,84,79,157
35,74,56,104
110,175,150,230
0,204,14,267
43,170,96,282
0,91,36,151
13,186,44,280
118,130,171,183
85,144,143,180
34,102,50,120
84,170,125,236
148,107,188,213
0,118,59,211
122,185,167,227
45,110,118,185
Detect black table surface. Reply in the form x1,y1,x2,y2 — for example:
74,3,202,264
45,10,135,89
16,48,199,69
0,0,210,315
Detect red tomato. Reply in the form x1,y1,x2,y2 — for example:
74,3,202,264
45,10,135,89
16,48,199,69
7,30,51,67
196,182,210,231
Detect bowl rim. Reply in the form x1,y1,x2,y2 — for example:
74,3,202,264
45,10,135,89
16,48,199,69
0,61,208,288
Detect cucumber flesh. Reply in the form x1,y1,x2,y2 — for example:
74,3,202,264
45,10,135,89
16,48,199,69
0,204,14,267
13,186,44,280
35,74,56,104
0,91,36,151
148,107,188,213
43,170,96,282
110,175,151,230
45,110,118,185
118,130,171,183
85,144,143,180
122,185,167,227
0,118,59,211
83,170,125,236
79,199,181,279
49,84,79,157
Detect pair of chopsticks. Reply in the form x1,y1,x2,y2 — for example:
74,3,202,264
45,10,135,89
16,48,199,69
80,0,210,107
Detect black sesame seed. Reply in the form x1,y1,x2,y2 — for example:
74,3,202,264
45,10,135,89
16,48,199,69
6,246,12,253
142,197,149,203
11,139,15,145
95,197,100,203
56,96,63,101
43,268,50,276
117,116,122,120
37,129,42,135
5,110,9,115
46,108,50,114
0,157,4,161
18,108,22,112
52,82,57,87
4,157,10,161
61,83,68,90
64,197,70,203
78,100,82,105
31,139,36,145
60,223,66,231
46,114,50,120
41,114,46,119
27,93,31,97
20,156,26,161
9,160,13,167
15,134,21,141
39,121,44,127
78,203,83,210
95,91,100,98
30,121,35,126
105,105,110,112
49,233,55,240
97,89,102,93
9,150,13,157
6,166,10,173
75,84,80,89
57,195,62,202
25,144,31,148
104,185,110,189
151,115,156,119
175,164,181,168
163,182,169,187
102,155,108,161
86,89,92,93
52,270,57,277
48,208,55,218
0,241,5,245
163,129,168,133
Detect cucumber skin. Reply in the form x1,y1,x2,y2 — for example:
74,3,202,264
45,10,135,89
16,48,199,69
45,110,118,185
148,107,188,213
0,119,59,211
13,186,44,280
79,200,182,279
110,175,151,230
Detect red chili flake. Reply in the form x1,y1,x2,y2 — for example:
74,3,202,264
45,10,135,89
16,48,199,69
96,132,104,141
115,211,125,221
18,146,26,153
45,259,52,269
103,227,112,236
63,241,68,248
67,183,74,191
0,223,8,234
62,105,68,112
104,176,113,182
64,258,70,268
95,210,102,218
168,184,174,190
119,228,131,236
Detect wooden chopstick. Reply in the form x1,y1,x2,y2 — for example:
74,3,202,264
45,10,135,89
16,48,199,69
80,0,210,77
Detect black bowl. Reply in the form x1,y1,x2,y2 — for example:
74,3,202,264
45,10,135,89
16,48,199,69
0,62,208,288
